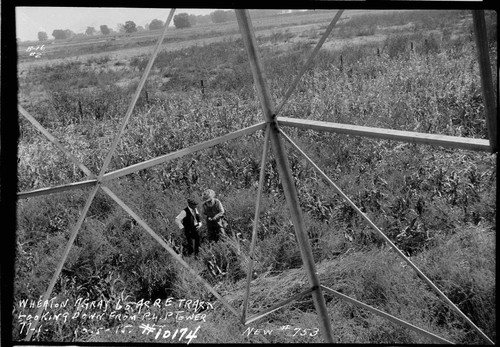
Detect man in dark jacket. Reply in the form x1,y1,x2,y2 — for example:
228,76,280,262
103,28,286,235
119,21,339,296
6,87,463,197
175,198,202,257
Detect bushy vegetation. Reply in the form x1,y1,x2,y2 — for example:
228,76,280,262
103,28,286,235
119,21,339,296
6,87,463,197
16,10,496,344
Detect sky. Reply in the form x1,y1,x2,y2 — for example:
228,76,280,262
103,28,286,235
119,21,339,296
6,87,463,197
15,7,217,41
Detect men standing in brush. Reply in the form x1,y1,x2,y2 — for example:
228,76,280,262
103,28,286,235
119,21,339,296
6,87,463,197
175,197,202,258
201,189,227,243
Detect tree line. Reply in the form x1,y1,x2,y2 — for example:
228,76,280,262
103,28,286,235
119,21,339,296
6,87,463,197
34,9,285,42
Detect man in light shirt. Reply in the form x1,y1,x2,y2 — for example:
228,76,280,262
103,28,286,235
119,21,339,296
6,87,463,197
201,189,226,242
175,198,202,258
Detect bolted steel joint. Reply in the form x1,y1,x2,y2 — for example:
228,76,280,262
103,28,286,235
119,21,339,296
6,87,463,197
270,114,280,133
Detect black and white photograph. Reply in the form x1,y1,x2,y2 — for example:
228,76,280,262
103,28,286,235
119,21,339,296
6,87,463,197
5,4,497,345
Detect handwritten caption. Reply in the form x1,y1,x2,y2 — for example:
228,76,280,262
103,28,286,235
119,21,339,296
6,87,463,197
242,325,320,338
15,296,213,344
25,45,45,58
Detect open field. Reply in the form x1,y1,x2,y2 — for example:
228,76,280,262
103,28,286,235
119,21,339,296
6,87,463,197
17,10,401,68
15,9,496,345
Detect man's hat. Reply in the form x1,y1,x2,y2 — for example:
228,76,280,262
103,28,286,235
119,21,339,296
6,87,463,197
202,189,215,201
187,198,198,205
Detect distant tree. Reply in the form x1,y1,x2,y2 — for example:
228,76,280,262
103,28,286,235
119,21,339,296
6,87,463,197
144,23,150,31
225,11,237,22
100,25,110,35
38,31,48,41
149,19,164,30
116,23,125,33
188,14,197,26
210,10,228,23
85,26,96,36
196,14,211,25
173,13,191,29
136,25,145,32
52,29,67,40
64,29,75,39
124,21,137,33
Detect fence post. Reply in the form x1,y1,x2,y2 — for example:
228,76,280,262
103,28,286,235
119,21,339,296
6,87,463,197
78,100,84,121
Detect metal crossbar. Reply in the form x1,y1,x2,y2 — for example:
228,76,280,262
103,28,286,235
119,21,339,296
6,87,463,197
244,288,314,325
242,124,271,323
18,179,97,199
18,105,94,177
101,122,266,181
278,117,491,152
25,184,101,341
320,285,454,344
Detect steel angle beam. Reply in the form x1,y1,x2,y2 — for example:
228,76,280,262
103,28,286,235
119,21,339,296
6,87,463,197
25,184,100,340
244,288,314,325
17,179,98,200
320,285,453,344
242,124,271,323
18,106,95,177
236,9,335,343
102,122,266,181
279,117,491,152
